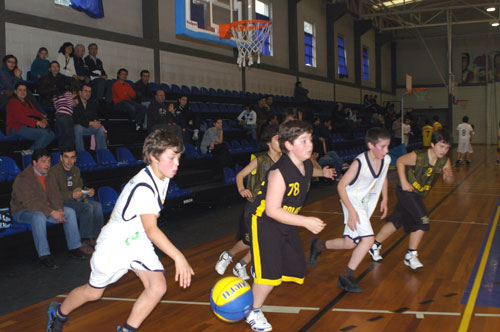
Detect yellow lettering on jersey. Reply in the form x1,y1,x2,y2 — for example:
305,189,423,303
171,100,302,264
282,205,302,214
287,182,300,196
412,182,431,192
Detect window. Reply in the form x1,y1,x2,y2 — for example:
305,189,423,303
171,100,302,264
304,21,316,67
337,36,348,78
362,47,369,81
256,0,272,56
55,0,71,6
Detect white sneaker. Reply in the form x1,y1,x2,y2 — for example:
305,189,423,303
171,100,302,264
21,149,33,156
404,251,423,270
232,262,250,281
192,131,199,141
246,309,272,332
215,251,232,275
368,243,383,262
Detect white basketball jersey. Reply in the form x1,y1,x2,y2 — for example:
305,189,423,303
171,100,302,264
344,152,391,218
457,123,473,142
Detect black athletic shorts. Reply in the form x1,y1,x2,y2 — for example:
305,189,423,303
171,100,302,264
386,186,430,233
236,202,251,246
250,215,306,286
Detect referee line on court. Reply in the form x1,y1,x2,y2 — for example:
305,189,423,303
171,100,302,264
297,160,485,332
458,205,500,332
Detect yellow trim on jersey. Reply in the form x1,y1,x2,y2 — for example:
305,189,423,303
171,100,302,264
254,276,283,286
251,200,266,281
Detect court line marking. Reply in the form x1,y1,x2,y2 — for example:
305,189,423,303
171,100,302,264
55,295,500,319
458,205,500,332
56,295,319,314
301,210,489,225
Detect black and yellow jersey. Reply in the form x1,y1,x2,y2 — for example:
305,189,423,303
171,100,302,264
406,149,448,197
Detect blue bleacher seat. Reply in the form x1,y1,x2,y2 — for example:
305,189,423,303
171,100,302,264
181,85,191,95
191,86,200,95
216,89,226,97
199,103,209,113
171,84,181,94
184,143,201,159
223,167,236,184
116,147,143,166
150,82,160,92
50,152,61,167
190,102,200,112
22,154,32,170
96,149,119,168
75,150,99,172
230,140,243,154
161,83,171,94
98,186,119,214
208,88,217,96
208,103,219,113
0,156,21,182
240,140,253,153
234,164,243,175
200,87,210,95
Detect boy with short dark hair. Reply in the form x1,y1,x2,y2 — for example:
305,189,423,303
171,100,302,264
456,115,474,167
369,129,454,270
245,120,335,331
215,124,281,281
46,129,194,332
309,127,391,293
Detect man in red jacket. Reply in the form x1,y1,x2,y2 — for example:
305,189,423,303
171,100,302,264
112,68,146,131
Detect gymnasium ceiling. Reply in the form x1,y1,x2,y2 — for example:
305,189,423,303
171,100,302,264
335,0,500,39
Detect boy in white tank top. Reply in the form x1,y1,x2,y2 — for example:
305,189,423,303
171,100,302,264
309,127,391,293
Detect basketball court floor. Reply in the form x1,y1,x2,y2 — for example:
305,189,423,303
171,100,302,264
1,145,499,332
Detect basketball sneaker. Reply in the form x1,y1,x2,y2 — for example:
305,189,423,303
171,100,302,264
246,308,272,332
337,275,362,293
308,238,322,268
46,302,64,332
404,251,423,270
215,251,233,275
368,243,383,262
232,262,250,281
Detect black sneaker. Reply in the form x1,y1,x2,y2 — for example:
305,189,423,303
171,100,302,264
337,275,362,293
309,238,322,268
465,160,471,167
40,255,59,269
455,160,461,167
69,248,90,260
46,302,64,332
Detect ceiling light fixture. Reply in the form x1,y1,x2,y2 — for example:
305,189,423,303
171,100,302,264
492,22,499,26
487,7,496,12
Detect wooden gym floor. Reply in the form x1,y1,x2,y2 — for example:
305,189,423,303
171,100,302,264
1,145,499,332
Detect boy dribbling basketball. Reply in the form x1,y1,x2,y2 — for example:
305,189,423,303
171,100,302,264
46,129,194,332
309,127,391,293
369,129,454,269
245,120,335,331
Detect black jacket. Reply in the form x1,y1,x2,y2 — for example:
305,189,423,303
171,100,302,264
73,97,99,128
84,55,107,78
147,101,179,129
134,80,154,103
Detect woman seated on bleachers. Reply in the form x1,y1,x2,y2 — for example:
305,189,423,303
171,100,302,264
56,42,78,80
6,83,55,156
0,55,23,107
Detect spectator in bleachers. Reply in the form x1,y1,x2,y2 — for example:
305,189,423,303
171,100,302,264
147,89,183,140
237,105,257,139
0,55,23,107
73,83,107,151
84,43,108,100
56,42,77,79
53,78,76,149
39,61,67,107
294,81,309,103
266,95,274,108
10,149,90,269
312,117,331,156
283,108,298,123
29,47,50,83
6,83,55,156
256,95,271,138
73,44,90,84
175,95,200,141
134,69,154,108
402,117,412,147
200,118,231,170
112,68,147,131
49,147,104,251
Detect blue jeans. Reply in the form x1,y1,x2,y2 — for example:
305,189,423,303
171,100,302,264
9,125,55,151
64,200,104,238
90,78,107,100
318,151,343,176
114,101,146,125
74,124,107,151
13,207,82,257
241,123,257,140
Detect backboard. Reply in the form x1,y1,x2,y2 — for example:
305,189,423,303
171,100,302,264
176,0,244,47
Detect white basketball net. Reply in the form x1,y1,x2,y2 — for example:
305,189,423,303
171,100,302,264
231,21,271,67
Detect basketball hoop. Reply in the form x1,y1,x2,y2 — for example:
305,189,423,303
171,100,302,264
454,99,469,110
410,87,428,102
219,19,272,67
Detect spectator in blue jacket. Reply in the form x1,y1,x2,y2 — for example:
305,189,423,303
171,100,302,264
29,47,50,83
0,54,23,106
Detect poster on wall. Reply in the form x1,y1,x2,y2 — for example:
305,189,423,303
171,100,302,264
462,52,500,83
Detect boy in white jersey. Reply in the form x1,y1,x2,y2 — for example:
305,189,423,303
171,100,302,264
309,127,391,293
456,116,474,167
46,129,194,332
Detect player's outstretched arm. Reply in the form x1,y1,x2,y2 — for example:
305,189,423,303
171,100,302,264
141,214,195,288
236,157,258,198
337,160,360,231
264,169,325,233
442,158,454,184
312,166,337,179
397,152,417,192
